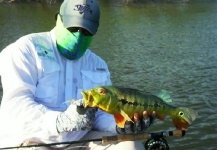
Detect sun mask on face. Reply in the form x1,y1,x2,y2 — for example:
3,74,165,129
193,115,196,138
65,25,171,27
55,14,93,60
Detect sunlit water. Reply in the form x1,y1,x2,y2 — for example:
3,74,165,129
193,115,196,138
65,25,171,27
0,1,217,149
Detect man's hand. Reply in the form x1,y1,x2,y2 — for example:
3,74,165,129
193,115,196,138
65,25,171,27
56,99,97,133
116,111,156,134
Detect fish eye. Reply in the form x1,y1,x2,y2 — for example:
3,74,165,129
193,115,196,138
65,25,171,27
98,88,106,95
179,111,184,116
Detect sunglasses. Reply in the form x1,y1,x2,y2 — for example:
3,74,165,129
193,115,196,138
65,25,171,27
67,27,93,36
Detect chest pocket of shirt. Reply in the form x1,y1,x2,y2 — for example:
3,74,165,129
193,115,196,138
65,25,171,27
81,70,109,91
35,60,60,107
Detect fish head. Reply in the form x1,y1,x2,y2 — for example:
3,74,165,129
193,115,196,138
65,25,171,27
81,86,114,110
172,107,198,130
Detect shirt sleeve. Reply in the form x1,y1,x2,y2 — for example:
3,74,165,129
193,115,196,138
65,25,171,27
0,38,60,139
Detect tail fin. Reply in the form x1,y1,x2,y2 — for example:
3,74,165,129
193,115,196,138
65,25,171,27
172,107,198,130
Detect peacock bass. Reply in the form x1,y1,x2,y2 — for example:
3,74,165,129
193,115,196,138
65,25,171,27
81,86,198,130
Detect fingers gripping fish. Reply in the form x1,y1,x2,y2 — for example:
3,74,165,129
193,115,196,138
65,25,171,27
81,86,198,130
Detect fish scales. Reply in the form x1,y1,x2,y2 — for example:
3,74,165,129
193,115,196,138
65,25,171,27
81,86,198,130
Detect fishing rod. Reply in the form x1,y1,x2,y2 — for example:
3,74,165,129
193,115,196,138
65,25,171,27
0,130,185,150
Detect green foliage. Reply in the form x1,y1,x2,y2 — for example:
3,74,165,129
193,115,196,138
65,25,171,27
0,0,63,4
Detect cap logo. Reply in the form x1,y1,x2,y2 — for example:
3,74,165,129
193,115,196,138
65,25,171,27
74,4,92,14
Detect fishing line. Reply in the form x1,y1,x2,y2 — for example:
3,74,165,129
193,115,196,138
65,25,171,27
0,139,101,150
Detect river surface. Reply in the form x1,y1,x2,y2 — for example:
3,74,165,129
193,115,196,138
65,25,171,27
0,1,217,149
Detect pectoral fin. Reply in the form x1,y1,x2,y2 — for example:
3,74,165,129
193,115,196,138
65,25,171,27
114,109,133,128
114,114,126,128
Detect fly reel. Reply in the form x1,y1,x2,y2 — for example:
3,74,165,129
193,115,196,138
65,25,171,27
144,137,169,150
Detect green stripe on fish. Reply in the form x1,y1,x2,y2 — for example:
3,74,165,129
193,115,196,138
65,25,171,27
81,86,198,130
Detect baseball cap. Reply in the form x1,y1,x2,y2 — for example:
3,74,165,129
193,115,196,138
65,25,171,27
60,0,100,35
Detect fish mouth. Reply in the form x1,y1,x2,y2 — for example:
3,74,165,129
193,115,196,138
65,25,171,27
81,91,94,108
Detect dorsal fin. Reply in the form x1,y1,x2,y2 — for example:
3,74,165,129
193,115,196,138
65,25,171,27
152,90,172,103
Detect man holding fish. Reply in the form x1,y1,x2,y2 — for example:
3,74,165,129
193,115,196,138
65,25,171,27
0,0,159,149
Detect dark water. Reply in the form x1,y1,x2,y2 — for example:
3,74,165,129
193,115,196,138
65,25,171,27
0,1,217,149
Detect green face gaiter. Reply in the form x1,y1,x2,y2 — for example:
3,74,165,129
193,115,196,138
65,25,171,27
55,15,93,60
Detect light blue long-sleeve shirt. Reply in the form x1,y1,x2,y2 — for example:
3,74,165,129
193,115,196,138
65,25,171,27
0,28,116,148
